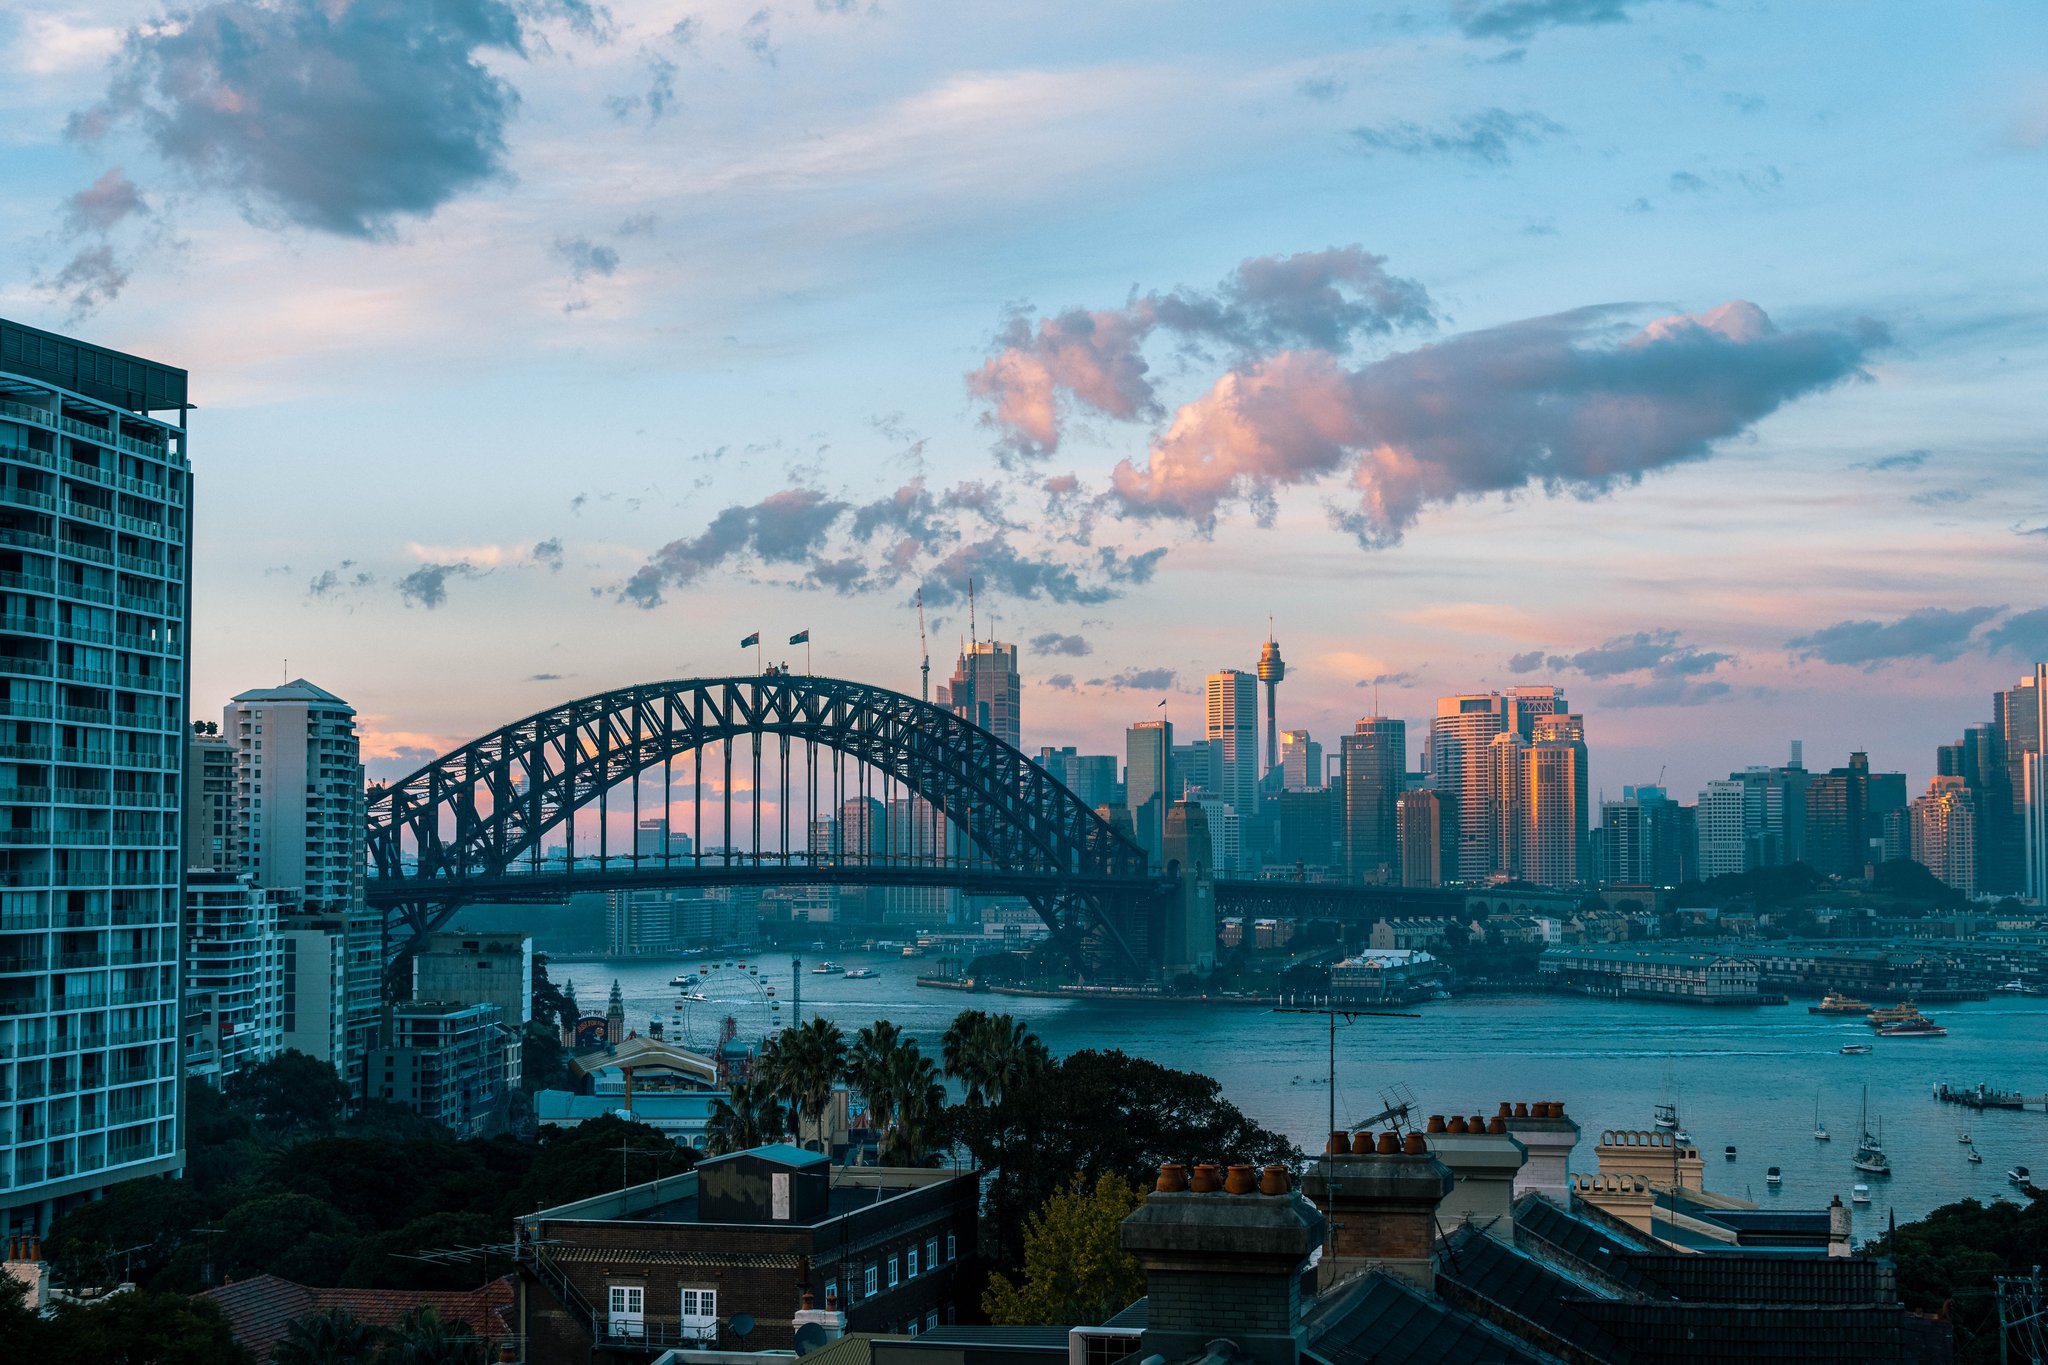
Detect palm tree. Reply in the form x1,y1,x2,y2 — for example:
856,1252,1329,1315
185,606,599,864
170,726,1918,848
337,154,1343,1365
846,1020,907,1137
941,1010,992,1101
271,1308,384,1365
378,1306,477,1365
763,1016,846,1151
705,1076,788,1155
942,1010,1047,1107
878,1041,947,1166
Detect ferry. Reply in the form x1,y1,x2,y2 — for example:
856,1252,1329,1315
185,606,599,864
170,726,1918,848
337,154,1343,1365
812,961,840,974
842,967,877,980
1867,1003,1922,1028
1852,1184,1871,1204
1840,1042,1872,1055
1875,1007,1946,1037
1809,990,1873,1015
1767,1167,1782,1187
668,973,699,988
1996,979,2039,995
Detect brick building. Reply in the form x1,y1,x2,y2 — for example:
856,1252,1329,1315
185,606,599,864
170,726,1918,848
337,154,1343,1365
516,1144,978,1362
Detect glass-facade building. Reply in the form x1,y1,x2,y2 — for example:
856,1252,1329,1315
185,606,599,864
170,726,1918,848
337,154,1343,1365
0,319,190,1235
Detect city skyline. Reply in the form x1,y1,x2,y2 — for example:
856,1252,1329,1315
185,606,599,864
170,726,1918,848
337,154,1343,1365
2,2,2044,803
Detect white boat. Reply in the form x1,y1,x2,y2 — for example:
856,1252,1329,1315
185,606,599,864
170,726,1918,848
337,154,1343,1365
1852,1184,1871,1204
1653,1100,1679,1130
1767,1167,1782,1186
2010,1165,2032,1186
1967,1144,1984,1164
1841,1043,1872,1055
1853,1088,1891,1176
1813,1095,1830,1142
842,967,877,980
812,961,840,974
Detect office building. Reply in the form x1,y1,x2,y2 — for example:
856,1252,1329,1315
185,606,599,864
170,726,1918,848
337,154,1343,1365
1992,672,2040,893
0,318,191,1237
1430,693,1508,884
1341,717,1405,884
1696,780,1749,878
938,641,1019,748
1523,736,1585,888
1396,788,1442,888
226,680,377,1092
1205,669,1259,823
1487,731,1528,879
1125,720,1173,868
182,871,286,1084
633,818,692,863
1279,729,1322,789
368,1000,512,1138
1910,778,1977,897
1601,785,1685,887
1275,786,1339,871
2018,663,2048,902
1034,747,1118,809
1802,751,1902,879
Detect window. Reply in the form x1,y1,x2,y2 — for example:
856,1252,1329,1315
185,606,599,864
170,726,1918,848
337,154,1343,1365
927,1237,939,1267
906,1247,919,1279
607,1285,644,1339
946,1233,956,1262
888,1256,900,1288
824,1280,838,1308
865,1265,878,1297
682,1287,717,1337
926,1312,939,1333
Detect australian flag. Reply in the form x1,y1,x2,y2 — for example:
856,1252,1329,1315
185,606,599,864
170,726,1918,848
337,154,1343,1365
740,632,760,648
789,630,810,645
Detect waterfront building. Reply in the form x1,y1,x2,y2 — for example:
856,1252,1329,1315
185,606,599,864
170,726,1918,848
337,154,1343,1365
1329,948,1447,1004
227,679,376,1092
368,999,513,1138
1280,728,1322,789
1430,693,1507,883
1538,944,1762,1002
938,640,1019,748
1396,788,1442,887
1601,784,1685,887
1205,669,1259,821
1124,720,1173,868
516,1148,980,1358
0,318,191,1237
534,1034,723,1148
182,871,286,1084
1341,717,1405,884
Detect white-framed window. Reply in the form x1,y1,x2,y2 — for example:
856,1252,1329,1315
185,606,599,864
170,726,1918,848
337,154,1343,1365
927,1236,939,1267
865,1265,878,1297
888,1256,900,1288
682,1287,718,1330
926,1311,939,1333
907,1247,919,1279
608,1285,644,1339
824,1280,838,1308
946,1233,956,1262
907,1319,919,1337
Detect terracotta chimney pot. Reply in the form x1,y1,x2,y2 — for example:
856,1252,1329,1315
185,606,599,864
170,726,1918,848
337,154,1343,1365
1426,1114,1447,1133
1157,1163,1188,1192
1259,1164,1289,1196
1469,1115,1486,1132
1514,1102,1529,1118
1376,1132,1399,1154
1497,1102,1512,1116
1349,1131,1373,1154
1402,1132,1428,1155
1446,1116,1468,1134
1225,1164,1257,1195
1327,1130,1349,1154
1488,1117,1507,1134
1191,1163,1222,1193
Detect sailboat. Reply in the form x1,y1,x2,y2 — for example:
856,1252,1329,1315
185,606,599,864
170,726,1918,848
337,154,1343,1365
1967,1142,1984,1164
1813,1094,1830,1142
1853,1088,1892,1176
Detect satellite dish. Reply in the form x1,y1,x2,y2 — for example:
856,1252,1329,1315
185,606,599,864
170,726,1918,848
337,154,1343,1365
794,1323,829,1354
729,1314,756,1343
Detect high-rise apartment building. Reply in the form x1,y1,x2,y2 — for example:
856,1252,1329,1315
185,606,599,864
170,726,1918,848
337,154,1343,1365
1487,731,1528,879
1523,738,1585,888
182,871,286,1085
1911,777,1978,898
1430,694,1508,884
1600,785,1685,887
184,725,235,872
2018,664,2048,902
226,681,376,1091
939,641,1020,749
1531,713,1589,880
1340,718,1405,884
0,318,191,1237
1125,720,1173,868
1396,789,1442,888
1205,670,1259,822
1279,730,1322,789
1992,673,2039,894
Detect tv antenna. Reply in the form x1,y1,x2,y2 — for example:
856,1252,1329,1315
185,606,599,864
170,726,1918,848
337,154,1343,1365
1273,1003,1420,1144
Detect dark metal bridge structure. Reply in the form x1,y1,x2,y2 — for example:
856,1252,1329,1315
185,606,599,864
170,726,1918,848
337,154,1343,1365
365,675,1174,976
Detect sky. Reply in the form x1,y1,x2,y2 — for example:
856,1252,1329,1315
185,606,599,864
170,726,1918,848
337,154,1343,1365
2,0,2044,802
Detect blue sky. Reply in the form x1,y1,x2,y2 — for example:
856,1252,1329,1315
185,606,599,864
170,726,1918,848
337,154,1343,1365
2,0,2044,798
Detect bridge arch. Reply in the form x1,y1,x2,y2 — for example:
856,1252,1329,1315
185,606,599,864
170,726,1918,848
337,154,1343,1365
365,674,1157,968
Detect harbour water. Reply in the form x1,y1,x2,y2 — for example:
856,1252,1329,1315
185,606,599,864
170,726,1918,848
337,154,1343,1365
557,952,2048,1240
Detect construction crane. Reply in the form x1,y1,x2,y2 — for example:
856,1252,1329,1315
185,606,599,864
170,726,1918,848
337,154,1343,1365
916,588,930,703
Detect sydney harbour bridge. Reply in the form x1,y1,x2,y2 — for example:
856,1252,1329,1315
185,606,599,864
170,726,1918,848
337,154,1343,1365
364,674,1453,978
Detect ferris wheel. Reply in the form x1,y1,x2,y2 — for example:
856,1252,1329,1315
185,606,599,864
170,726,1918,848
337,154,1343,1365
672,958,783,1051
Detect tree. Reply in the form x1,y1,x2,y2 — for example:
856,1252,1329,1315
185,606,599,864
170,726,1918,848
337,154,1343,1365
227,1050,352,1137
943,1011,1048,1108
40,1290,252,1365
1872,1190,2048,1365
271,1307,384,1365
847,1020,910,1134
508,1114,694,1214
983,1174,1147,1326
378,1304,477,1365
762,1016,846,1150
219,1193,360,1286
705,1077,789,1155
43,1174,207,1289
876,1040,946,1166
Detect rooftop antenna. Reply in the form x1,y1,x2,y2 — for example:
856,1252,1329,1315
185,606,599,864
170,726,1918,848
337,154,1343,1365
916,588,930,703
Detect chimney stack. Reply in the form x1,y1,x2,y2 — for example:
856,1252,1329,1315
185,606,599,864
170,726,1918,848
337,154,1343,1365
1427,1113,1528,1228
1120,1164,1324,1365
1300,1130,1454,1291
1827,1195,1852,1258
1504,1100,1580,1201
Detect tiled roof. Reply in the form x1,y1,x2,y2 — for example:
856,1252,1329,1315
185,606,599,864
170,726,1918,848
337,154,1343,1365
1305,1272,1557,1365
199,1273,515,1361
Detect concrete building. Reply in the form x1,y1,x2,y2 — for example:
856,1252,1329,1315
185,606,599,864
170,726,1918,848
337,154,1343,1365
1161,799,1217,977
1539,944,1763,1002
412,931,534,1028
1035,746,1118,809
1430,693,1508,884
0,318,191,1237
1125,719,1173,868
1911,777,1978,898
184,726,235,872
182,871,286,1083
1696,779,1749,878
281,922,348,1065
1524,732,1586,888
1274,786,1337,872
939,641,1019,749
1279,729,1322,789
227,679,376,1092
517,1148,980,1358
368,1000,512,1138
1329,949,1448,1005
1340,717,1404,884
1205,669,1259,825
1397,788,1442,888
1601,784,1685,887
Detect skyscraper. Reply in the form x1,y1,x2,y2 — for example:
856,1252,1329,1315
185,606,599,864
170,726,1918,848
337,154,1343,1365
1992,673,2039,893
1125,719,1173,867
1601,785,1685,887
227,681,376,1091
1696,780,1749,877
1205,669,1259,821
1523,737,1585,888
940,641,1020,749
0,318,192,1236
1911,777,1978,898
1531,712,1589,880
1430,693,1508,884
2020,664,2048,902
1341,718,1405,884
1256,635,1285,776
184,724,236,872
1488,731,1529,879
1396,789,1442,888
1279,729,1322,789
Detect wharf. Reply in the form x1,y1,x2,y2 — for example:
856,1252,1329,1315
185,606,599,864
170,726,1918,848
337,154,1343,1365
1933,1082,2032,1112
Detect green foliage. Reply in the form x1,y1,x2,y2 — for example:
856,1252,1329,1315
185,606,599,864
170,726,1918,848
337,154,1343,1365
270,1307,384,1365
226,1050,352,1138
1872,1190,2048,1365
221,1193,360,1285
378,1304,477,1365
508,1113,696,1215
42,1175,208,1290
983,1173,1147,1326
706,1076,789,1155
42,1290,252,1365
760,1016,847,1150
521,1020,569,1095
849,1020,947,1165
1871,858,1969,908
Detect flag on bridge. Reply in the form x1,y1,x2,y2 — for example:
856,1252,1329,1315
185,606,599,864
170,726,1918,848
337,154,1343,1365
740,632,760,648
789,630,809,645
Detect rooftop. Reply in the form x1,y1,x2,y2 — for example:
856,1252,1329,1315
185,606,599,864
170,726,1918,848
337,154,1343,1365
0,316,188,413
199,1274,513,1362
230,678,353,707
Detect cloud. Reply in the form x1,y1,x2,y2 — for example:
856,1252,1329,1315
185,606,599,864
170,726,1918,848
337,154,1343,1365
1546,629,1732,679
62,168,148,234
1031,632,1092,657
968,245,1434,459
1350,108,1562,164
397,561,484,609
1296,76,1346,102
306,561,375,600
741,9,775,64
621,488,850,607
1046,673,1077,691
1668,170,1709,193
1108,300,1887,544
528,672,565,682
1786,605,2003,669
1603,677,1732,708
1507,650,1547,674
1356,671,1416,687
1984,608,2048,660
1855,449,1928,472
1088,667,1178,691
43,246,132,317
1910,487,1971,508
72,0,545,237
606,50,678,123
1450,0,1669,41
530,537,565,571
554,235,620,280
